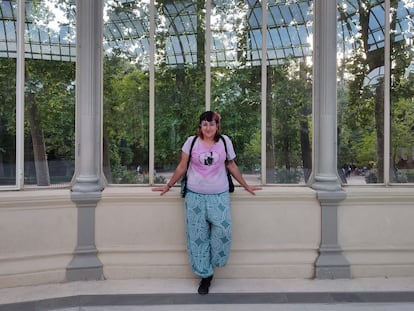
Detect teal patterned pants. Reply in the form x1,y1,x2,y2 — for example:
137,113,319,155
184,191,232,278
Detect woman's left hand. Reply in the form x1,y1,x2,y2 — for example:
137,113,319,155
152,185,170,195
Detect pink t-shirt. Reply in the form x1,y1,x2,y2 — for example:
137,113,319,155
182,135,236,194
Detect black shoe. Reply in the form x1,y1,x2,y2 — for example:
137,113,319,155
198,275,213,295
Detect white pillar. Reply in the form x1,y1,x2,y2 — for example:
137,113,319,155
312,0,350,279
16,0,25,189
67,0,104,281
311,0,342,191
71,0,104,193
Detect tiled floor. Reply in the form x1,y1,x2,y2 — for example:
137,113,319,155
1,278,414,311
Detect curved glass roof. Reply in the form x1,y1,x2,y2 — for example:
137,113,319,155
0,0,77,61
0,0,413,66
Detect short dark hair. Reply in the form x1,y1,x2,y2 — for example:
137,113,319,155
197,111,221,141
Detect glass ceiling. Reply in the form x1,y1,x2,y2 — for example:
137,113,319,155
0,0,413,66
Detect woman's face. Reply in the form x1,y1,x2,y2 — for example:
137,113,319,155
200,120,218,140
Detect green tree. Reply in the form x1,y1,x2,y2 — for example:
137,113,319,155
0,58,17,182
153,0,205,169
24,59,75,185
339,0,413,183
211,66,261,172
103,55,148,183
269,61,312,183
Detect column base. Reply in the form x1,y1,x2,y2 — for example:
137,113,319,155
66,248,104,281
68,190,103,282
315,250,351,279
315,190,350,279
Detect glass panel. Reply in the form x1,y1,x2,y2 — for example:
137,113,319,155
210,0,261,185
265,0,313,184
153,0,204,185
103,0,150,184
0,1,16,186
24,1,76,187
337,0,385,185
390,0,414,183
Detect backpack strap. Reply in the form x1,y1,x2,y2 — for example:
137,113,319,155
219,135,229,161
186,136,198,170
220,135,235,193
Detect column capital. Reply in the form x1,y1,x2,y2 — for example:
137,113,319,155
317,190,347,203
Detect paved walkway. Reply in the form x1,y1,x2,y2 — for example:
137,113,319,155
57,304,414,311
1,277,414,311
346,175,367,185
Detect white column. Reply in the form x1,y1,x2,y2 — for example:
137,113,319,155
67,0,104,281
16,0,25,189
383,0,390,184
149,0,155,184
71,0,104,193
311,0,342,191
205,0,211,111
312,0,350,279
261,0,267,184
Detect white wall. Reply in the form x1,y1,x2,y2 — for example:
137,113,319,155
1,186,414,289
339,188,414,277
96,187,320,280
0,190,76,288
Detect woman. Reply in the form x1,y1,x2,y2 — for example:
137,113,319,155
153,111,261,295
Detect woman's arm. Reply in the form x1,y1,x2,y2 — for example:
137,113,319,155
152,151,190,195
226,160,262,195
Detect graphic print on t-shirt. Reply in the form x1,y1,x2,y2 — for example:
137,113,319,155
199,151,220,166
